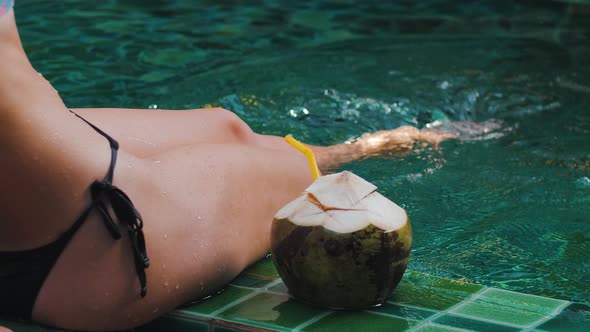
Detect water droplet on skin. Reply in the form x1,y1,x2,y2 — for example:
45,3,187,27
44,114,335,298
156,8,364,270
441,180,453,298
163,234,168,239
164,281,169,287
175,283,180,290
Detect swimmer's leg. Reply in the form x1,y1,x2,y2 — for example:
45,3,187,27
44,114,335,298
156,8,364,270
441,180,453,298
33,144,314,330
72,107,259,157
71,107,464,172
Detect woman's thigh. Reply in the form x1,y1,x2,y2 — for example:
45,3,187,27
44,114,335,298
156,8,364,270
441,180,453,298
33,143,312,331
72,108,259,157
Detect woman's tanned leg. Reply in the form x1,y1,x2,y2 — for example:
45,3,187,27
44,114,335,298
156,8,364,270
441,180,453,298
71,107,457,172
71,107,260,157
31,115,466,330
33,144,313,331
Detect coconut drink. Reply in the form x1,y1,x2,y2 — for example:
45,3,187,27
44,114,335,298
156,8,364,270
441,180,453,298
270,136,412,310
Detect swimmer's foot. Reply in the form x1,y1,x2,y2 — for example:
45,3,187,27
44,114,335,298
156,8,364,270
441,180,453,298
356,126,441,157
356,119,506,157
425,119,506,142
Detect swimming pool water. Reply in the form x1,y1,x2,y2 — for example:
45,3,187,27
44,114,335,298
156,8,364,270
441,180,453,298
15,0,590,304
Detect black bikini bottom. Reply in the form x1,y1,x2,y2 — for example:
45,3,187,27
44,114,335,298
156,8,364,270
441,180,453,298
0,111,149,320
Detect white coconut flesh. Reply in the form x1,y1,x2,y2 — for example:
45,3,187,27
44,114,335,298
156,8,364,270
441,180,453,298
275,171,408,234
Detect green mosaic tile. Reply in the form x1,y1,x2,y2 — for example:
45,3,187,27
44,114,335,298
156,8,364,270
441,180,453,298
389,271,484,311
268,282,289,294
450,288,568,327
211,324,241,332
434,314,520,332
303,311,418,331
370,302,436,321
243,257,280,280
180,285,254,316
0,319,56,332
536,303,590,332
483,289,568,313
230,274,274,289
412,323,470,332
451,301,541,327
217,292,327,331
137,316,209,332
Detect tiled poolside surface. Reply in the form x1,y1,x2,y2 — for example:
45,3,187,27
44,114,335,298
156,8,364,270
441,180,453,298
142,258,586,332
4,258,585,332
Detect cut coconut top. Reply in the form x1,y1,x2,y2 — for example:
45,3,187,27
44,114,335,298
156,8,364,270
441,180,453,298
275,171,408,233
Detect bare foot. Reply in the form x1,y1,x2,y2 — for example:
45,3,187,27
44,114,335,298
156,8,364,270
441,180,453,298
425,119,505,142
313,119,506,172
356,119,505,157
356,125,453,157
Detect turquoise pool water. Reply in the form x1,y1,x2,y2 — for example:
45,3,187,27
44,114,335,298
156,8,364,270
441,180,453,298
16,0,590,305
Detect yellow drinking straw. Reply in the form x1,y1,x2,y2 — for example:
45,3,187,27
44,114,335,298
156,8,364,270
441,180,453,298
285,134,321,180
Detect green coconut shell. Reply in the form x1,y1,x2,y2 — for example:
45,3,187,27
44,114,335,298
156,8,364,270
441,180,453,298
270,217,412,310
